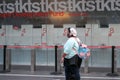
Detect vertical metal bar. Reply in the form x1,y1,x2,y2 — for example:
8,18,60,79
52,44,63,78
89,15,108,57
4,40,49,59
3,45,7,71
106,46,119,76
55,45,58,72
111,46,115,73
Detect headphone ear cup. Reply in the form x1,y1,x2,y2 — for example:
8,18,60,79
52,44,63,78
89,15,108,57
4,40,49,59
68,27,71,33
68,28,72,36
69,28,72,36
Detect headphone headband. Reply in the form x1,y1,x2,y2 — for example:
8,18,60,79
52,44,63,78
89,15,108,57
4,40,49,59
68,27,77,37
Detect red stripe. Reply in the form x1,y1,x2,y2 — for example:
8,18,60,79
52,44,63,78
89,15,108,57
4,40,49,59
115,46,120,48
0,45,119,49
0,45,3,48
7,45,55,49
88,46,112,49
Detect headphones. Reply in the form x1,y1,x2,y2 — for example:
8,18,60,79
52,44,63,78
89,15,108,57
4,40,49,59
68,27,73,36
67,27,77,37
68,27,71,33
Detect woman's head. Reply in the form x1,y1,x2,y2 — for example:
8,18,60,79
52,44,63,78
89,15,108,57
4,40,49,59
67,27,77,38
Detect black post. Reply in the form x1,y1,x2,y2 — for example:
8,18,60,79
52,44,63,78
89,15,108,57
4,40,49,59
111,46,114,74
51,45,62,75
3,45,7,71
55,45,58,72
106,46,119,76
0,45,7,73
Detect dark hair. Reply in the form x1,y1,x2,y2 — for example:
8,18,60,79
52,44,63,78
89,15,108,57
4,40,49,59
68,27,71,33
67,27,74,37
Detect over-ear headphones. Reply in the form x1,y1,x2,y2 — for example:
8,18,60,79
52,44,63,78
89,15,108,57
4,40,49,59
67,27,77,37
68,27,71,33
68,27,73,36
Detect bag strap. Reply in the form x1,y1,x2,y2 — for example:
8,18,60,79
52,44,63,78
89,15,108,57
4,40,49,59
72,37,81,55
74,37,82,46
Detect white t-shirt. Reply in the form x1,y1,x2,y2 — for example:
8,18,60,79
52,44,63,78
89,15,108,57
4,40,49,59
64,37,81,59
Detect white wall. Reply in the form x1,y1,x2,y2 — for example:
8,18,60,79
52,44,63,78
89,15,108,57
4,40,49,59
0,24,120,46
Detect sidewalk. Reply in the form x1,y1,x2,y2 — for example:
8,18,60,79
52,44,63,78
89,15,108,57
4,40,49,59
0,67,120,80
0,69,108,76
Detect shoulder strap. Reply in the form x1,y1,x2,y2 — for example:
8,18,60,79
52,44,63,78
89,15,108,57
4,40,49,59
74,37,82,46
72,37,81,55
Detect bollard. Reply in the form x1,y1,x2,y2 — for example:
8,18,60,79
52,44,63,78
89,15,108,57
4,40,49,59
51,45,62,75
55,45,57,72
0,45,10,73
106,46,119,76
3,45,7,71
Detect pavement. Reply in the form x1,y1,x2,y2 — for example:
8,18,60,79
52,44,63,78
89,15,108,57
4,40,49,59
0,67,120,80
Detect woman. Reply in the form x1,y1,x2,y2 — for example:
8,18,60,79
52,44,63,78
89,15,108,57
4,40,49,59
61,27,82,80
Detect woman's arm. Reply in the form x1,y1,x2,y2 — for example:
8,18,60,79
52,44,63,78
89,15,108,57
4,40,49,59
60,53,67,63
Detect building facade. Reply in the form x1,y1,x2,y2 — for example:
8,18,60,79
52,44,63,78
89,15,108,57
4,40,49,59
0,0,120,69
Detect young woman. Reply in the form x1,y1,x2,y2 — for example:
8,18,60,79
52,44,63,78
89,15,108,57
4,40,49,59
61,27,82,80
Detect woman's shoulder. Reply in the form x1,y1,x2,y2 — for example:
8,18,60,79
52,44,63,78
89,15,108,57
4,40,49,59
68,37,75,41
67,37,79,42
66,37,75,43
70,37,82,44
69,37,80,41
